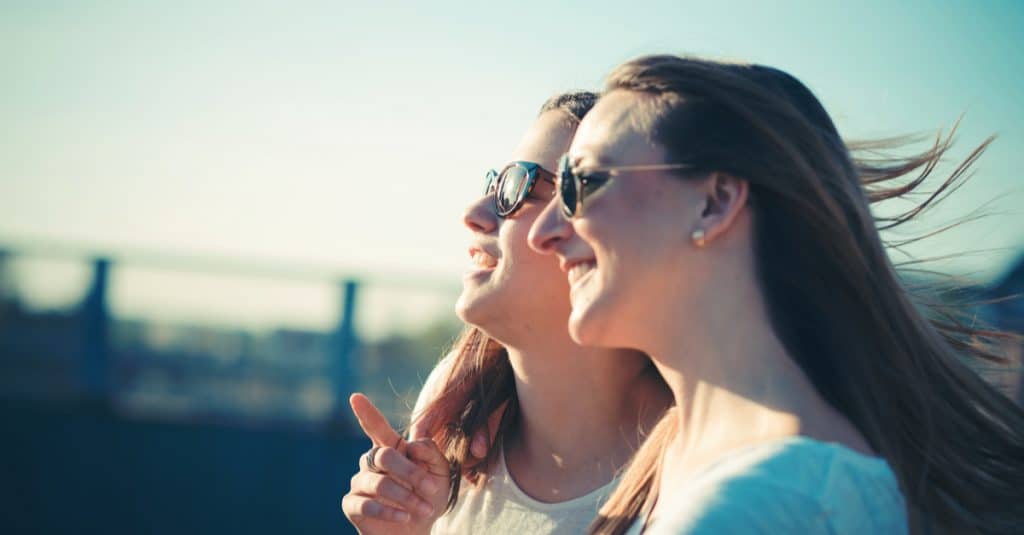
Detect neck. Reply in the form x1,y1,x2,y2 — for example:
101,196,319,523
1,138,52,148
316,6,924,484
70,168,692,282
652,315,808,464
644,260,868,472
500,330,670,500
507,340,665,467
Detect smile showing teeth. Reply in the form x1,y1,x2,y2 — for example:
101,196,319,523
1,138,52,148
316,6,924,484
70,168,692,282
470,249,498,269
567,261,595,286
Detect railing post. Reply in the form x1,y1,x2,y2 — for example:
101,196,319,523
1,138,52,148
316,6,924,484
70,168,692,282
0,249,11,298
330,279,360,429
81,258,111,402
0,249,10,325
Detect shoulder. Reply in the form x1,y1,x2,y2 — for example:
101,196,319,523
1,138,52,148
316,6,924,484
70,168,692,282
648,438,908,535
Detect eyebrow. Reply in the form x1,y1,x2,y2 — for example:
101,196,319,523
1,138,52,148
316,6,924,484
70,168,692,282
571,149,617,169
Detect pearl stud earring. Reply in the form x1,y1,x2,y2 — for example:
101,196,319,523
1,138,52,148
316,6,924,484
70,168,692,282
692,229,706,248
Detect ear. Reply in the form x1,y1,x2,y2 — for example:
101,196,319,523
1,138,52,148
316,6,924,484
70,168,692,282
697,172,748,245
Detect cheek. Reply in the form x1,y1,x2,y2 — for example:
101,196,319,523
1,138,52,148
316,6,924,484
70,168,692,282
576,196,690,297
576,209,660,272
612,182,692,258
500,219,565,283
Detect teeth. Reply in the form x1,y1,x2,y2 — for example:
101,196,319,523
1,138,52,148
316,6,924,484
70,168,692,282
470,250,498,268
568,262,594,285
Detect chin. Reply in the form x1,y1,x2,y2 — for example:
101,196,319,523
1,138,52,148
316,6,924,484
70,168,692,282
568,281,614,347
454,293,479,324
455,287,500,329
567,303,614,348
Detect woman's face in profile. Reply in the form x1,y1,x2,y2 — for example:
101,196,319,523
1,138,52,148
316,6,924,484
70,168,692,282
530,91,708,349
455,111,577,343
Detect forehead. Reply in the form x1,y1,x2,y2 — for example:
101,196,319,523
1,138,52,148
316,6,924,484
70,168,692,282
510,110,577,171
569,90,662,166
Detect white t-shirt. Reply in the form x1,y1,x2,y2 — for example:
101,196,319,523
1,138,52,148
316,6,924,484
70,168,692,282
431,446,617,534
627,437,908,534
412,355,619,534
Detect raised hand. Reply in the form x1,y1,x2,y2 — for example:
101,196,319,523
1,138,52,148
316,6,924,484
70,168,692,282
342,393,451,535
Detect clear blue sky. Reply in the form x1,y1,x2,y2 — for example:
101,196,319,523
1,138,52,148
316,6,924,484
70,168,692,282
2,0,1022,332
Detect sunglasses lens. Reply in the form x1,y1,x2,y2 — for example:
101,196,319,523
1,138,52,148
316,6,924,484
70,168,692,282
558,156,577,216
483,169,498,195
496,165,530,215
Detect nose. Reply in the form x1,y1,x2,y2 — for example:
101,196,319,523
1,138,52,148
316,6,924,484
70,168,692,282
528,199,573,255
462,194,499,234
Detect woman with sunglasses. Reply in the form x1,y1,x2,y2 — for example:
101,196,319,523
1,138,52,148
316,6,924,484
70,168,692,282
342,91,673,534
529,56,1024,534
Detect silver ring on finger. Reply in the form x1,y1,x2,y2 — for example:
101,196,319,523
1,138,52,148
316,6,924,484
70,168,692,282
364,445,384,473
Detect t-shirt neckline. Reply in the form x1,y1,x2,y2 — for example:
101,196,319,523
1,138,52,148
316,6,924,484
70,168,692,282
493,444,621,513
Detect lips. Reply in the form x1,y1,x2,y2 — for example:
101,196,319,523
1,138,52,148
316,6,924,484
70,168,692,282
468,246,499,269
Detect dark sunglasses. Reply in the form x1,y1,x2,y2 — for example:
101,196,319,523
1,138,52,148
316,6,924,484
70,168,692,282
556,153,696,217
483,161,556,217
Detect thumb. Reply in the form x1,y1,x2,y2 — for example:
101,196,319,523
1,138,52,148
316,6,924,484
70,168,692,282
349,393,405,451
406,438,450,477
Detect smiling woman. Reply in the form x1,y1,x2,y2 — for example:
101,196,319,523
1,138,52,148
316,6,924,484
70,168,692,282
341,91,673,535
529,55,1024,535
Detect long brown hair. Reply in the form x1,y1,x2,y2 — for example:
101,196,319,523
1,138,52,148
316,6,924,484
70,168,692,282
412,90,600,510
589,56,1023,535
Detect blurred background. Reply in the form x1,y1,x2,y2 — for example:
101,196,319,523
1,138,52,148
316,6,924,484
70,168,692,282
1,1,1021,533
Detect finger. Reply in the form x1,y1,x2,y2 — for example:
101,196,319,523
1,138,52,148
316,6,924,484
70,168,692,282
407,438,451,477
350,471,434,518
381,446,442,499
364,446,433,491
358,447,409,490
341,493,411,524
359,447,404,485
350,393,405,451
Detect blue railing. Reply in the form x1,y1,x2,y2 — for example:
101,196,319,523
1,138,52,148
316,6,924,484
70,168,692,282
0,242,462,534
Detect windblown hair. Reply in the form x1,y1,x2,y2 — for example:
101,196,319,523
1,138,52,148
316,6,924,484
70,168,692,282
589,56,1023,535
412,91,600,511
